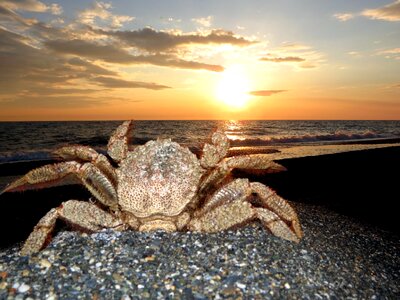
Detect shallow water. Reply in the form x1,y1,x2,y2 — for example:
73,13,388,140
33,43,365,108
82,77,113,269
0,120,399,163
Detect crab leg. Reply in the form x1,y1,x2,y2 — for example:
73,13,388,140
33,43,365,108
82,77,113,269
225,154,287,171
199,155,286,196
250,182,303,239
21,200,121,255
190,179,302,243
2,161,118,210
107,120,133,163
197,178,251,216
200,131,230,168
54,145,117,184
188,199,255,232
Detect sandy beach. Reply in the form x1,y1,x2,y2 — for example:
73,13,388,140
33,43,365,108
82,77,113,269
0,144,399,298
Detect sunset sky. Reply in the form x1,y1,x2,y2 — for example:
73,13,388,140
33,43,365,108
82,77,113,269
0,0,399,120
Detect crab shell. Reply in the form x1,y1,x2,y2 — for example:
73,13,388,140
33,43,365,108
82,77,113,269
117,139,203,218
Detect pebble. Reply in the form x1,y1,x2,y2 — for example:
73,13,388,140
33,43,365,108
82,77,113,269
144,255,155,262
17,283,30,293
0,203,398,299
39,259,51,269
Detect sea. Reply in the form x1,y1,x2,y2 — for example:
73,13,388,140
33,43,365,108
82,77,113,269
0,120,399,164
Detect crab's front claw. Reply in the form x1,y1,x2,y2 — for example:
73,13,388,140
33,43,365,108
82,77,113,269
2,161,118,210
2,162,81,193
54,145,117,184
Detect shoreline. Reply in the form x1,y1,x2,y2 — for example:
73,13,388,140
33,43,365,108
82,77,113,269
1,140,399,177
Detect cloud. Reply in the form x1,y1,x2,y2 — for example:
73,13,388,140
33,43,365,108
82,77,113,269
0,4,37,26
249,90,287,97
78,1,134,28
362,0,400,21
348,51,360,56
67,57,116,76
278,43,311,51
1,0,62,15
49,3,62,15
192,16,213,27
1,95,110,108
45,39,136,63
94,27,255,52
299,63,317,69
260,56,305,63
1,0,47,12
0,1,255,110
262,42,324,69
0,27,169,101
18,87,101,96
160,17,182,24
377,47,400,60
387,83,400,88
333,13,355,21
93,76,171,90
45,38,224,71
379,48,400,54
136,54,224,72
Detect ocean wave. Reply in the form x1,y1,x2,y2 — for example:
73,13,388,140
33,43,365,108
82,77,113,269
0,130,394,163
230,130,383,146
0,151,53,163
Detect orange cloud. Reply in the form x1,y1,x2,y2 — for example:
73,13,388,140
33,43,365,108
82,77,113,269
249,90,287,96
45,39,224,72
94,27,256,52
93,76,171,90
362,0,400,21
260,56,305,63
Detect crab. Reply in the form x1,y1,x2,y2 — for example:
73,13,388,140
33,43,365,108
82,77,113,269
2,121,303,255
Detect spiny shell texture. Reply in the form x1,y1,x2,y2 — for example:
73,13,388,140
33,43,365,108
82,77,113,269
117,139,203,218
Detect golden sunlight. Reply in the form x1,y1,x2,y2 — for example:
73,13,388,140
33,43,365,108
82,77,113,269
215,66,251,109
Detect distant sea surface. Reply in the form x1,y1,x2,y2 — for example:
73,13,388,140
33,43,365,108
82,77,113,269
0,120,399,163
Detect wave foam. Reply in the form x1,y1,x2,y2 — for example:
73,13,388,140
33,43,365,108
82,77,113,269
230,130,381,146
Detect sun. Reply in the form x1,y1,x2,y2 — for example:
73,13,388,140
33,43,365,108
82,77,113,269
215,66,251,109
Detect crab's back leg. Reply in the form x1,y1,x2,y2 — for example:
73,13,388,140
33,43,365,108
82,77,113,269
189,199,255,233
225,154,287,172
107,120,132,163
54,145,116,184
250,182,303,239
189,178,302,243
2,162,118,210
21,200,121,255
197,178,252,215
